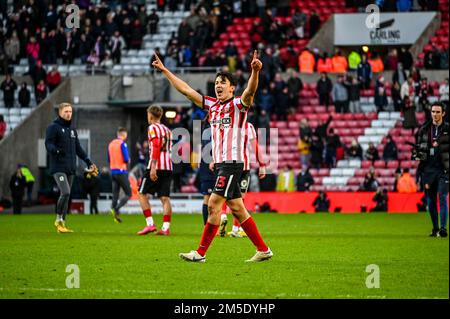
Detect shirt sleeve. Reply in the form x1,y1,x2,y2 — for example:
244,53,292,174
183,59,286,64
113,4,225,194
121,142,130,163
148,125,159,141
202,95,217,110
234,96,249,111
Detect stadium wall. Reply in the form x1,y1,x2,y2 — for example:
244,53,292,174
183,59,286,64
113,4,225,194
244,192,426,213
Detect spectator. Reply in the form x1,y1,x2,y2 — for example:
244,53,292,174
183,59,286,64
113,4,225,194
310,134,324,168
29,60,47,89
82,170,100,215
401,76,418,129
292,8,307,38
393,167,402,192
331,50,348,73
19,164,35,205
1,74,18,108
257,87,275,114
35,80,47,104
360,172,379,192
371,188,388,212
368,53,384,73
391,81,402,112
357,54,372,89
346,139,363,160
0,115,6,140
287,69,303,109
297,167,314,191
313,191,330,212
325,128,341,168
365,142,380,162
348,50,361,72
417,77,434,113
383,135,398,161
298,48,315,73
275,86,290,121
109,31,126,64
148,9,159,34
317,73,333,109
424,44,441,70
392,62,407,86
87,50,100,71
309,11,321,38
409,66,422,83
298,137,311,168
385,48,398,71
314,115,332,140
46,66,61,92
299,118,313,140
130,20,144,50
316,52,333,73
4,31,20,64
100,53,114,72
347,76,361,113
332,75,349,113
61,32,76,65
439,78,449,111
276,165,296,192
9,167,26,215
375,75,388,112
17,82,31,108
397,168,417,193
439,46,449,70
26,36,40,68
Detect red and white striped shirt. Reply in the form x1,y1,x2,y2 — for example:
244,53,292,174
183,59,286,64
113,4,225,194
147,123,173,171
203,95,249,164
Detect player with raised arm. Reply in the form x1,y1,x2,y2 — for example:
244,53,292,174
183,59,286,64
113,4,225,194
152,51,273,262
136,105,174,236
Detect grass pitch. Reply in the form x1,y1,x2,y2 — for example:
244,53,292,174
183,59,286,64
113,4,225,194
0,213,448,299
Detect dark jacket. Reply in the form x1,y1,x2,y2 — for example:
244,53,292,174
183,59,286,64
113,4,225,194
297,171,314,191
45,117,92,175
18,87,31,107
313,194,330,212
383,141,398,161
416,121,449,173
316,78,333,96
9,173,26,198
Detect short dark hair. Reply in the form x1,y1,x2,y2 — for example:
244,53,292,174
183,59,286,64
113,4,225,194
403,168,410,173
215,71,237,87
430,101,446,113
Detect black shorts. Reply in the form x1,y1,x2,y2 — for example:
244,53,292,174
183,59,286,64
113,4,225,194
200,179,216,196
139,170,172,198
213,163,244,200
239,170,251,194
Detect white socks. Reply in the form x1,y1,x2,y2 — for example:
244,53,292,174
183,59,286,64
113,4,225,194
232,225,239,233
146,217,154,226
161,222,170,231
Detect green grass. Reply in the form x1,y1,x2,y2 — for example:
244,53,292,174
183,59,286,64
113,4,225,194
0,213,448,299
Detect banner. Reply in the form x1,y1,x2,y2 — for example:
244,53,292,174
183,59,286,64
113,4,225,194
334,12,437,46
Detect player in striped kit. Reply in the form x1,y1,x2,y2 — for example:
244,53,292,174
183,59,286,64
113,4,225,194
219,121,267,238
152,51,273,262
136,105,174,236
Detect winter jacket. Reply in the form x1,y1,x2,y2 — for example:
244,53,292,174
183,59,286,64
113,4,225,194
45,117,92,175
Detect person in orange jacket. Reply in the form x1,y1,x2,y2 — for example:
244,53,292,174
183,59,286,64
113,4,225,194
369,53,384,73
298,48,315,73
331,50,348,73
397,168,417,193
317,52,333,73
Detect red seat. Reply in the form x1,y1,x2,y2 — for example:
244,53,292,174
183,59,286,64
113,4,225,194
361,161,372,169
374,160,386,168
386,160,399,169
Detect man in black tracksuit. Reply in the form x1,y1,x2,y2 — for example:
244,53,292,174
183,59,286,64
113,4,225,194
45,102,97,233
415,102,449,237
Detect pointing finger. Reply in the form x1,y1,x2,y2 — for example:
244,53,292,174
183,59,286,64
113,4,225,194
253,50,258,60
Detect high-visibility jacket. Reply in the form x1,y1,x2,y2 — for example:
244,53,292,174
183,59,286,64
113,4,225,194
331,55,348,73
369,58,384,73
108,138,129,174
397,173,417,193
298,50,315,73
20,167,35,183
348,51,361,70
317,57,333,73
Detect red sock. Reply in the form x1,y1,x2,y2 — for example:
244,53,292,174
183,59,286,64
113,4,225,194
197,222,219,256
163,214,171,222
143,209,152,218
233,217,240,227
240,217,269,252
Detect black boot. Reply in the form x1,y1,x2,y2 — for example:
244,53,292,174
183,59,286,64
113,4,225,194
439,228,448,238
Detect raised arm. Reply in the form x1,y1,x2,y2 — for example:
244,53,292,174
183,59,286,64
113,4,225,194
241,50,263,108
152,54,203,107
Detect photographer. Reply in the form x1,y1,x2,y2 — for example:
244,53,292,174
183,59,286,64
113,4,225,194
313,191,330,213
371,188,388,212
415,102,449,237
